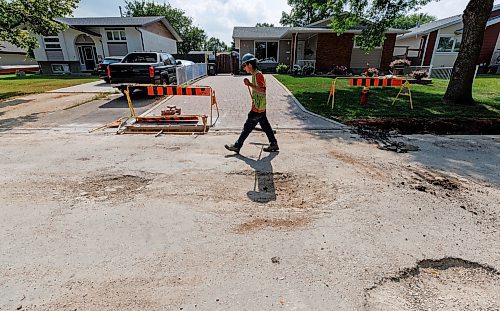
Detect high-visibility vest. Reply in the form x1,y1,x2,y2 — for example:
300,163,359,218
251,70,266,112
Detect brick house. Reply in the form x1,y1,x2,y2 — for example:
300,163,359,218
233,18,407,74
32,16,182,74
394,4,500,71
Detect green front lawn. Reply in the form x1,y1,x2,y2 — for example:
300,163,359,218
275,75,500,121
0,74,99,101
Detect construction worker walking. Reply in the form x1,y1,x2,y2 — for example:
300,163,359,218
225,53,279,154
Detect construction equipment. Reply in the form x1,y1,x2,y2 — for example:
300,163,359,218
120,84,220,135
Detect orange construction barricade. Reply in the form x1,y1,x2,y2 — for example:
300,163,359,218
122,84,220,135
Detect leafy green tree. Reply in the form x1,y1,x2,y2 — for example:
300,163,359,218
0,0,79,52
390,13,437,30
280,0,333,26
182,26,207,53
204,37,228,52
256,23,275,27
124,0,206,54
284,0,495,104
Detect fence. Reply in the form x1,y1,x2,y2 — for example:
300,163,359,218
176,63,207,85
403,65,479,80
296,60,316,71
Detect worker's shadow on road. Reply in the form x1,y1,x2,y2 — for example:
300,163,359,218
229,151,279,204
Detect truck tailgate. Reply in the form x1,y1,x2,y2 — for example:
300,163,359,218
109,64,152,84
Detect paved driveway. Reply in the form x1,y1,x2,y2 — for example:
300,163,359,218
145,75,345,130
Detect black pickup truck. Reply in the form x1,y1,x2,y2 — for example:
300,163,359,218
108,52,178,91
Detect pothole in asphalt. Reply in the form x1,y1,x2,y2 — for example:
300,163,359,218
365,258,500,311
75,174,151,202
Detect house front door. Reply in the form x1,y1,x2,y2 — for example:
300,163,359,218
79,46,97,71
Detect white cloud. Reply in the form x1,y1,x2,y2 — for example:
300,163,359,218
166,0,290,44
74,0,500,45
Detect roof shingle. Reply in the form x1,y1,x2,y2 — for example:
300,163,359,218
55,16,164,27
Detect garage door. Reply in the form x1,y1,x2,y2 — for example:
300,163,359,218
108,43,128,56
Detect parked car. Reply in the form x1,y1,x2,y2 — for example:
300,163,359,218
97,56,123,83
108,52,178,92
176,59,195,67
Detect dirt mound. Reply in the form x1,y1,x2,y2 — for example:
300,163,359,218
365,258,500,311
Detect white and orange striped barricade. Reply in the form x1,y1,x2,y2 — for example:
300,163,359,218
123,84,220,134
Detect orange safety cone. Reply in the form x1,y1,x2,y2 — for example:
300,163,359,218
361,86,370,107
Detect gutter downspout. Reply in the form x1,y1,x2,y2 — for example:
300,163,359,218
135,27,145,51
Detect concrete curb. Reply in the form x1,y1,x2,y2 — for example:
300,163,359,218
270,75,348,129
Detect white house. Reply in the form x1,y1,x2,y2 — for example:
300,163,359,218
394,4,500,70
32,16,182,74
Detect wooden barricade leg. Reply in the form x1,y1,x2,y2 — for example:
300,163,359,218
124,87,137,117
327,78,338,110
392,80,414,110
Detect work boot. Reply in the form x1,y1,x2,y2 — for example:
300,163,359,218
225,144,241,154
263,143,279,152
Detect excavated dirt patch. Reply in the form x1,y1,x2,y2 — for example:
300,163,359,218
225,171,336,209
348,118,500,135
233,215,311,233
365,258,500,311
73,175,151,202
411,169,460,191
32,277,177,311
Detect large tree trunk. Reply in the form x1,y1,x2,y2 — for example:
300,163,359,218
443,0,494,105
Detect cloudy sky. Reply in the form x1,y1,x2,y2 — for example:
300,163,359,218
74,0,500,44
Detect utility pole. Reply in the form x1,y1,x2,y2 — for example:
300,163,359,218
119,6,123,17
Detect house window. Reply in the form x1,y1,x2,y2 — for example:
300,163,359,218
255,41,278,62
106,30,127,41
437,36,461,53
453,39,461,52
43,36,61,49
51,64,69,73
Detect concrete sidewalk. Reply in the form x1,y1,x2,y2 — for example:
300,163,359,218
48,80,116,94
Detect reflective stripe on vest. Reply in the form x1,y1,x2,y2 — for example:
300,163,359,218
251,71,266,112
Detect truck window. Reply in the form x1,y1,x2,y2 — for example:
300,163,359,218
161,54,171,65
123,53,158,63
169,55,176,65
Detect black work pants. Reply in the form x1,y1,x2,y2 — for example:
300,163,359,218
236,111,277,147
